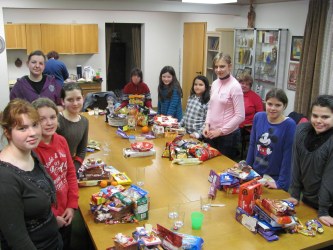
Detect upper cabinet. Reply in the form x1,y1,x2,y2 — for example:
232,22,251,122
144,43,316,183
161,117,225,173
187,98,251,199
72,24,98,54
41,24,72,54
4,23,99,54
4,24,27,49
26,24,42,54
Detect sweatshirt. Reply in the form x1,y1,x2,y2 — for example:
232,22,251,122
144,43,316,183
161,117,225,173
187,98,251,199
35,133,79,217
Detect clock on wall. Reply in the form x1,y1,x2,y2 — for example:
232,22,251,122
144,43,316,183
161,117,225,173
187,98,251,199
0,36,5,54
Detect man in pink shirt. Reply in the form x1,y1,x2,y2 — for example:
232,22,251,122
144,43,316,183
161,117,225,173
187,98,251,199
203,53,245,160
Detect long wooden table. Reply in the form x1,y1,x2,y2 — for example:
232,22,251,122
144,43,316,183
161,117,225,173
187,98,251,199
79,114,333,250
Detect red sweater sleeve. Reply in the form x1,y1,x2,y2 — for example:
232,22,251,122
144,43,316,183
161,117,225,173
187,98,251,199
61,136,79,209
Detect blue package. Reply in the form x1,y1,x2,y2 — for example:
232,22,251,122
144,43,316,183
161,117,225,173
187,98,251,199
175,233,204,250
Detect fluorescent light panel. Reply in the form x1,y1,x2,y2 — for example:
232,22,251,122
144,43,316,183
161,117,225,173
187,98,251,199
182,0,237,4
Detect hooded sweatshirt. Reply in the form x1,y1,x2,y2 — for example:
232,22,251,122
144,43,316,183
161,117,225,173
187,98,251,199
35,133,78,217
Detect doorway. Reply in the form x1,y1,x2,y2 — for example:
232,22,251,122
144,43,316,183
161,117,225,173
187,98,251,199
105,23,142,93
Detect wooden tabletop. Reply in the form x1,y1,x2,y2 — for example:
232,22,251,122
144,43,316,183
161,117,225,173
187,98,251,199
79,114,333,250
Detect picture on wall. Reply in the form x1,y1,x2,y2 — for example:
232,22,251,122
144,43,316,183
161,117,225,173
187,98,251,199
287,62,300,91
290,36,303,61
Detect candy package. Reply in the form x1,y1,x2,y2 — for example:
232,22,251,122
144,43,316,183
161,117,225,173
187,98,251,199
188,143,221,161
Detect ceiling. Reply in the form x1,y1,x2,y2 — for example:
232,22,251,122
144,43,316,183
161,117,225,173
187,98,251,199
165,0,302,5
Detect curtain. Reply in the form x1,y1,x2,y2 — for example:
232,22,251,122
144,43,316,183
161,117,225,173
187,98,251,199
319,0,333,94
132,25,141,68
294,0,329,116
105,24,112,80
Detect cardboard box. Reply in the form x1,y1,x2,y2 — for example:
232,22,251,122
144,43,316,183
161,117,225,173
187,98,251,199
235,207,258,233
238,180,262,215
134,196,149,221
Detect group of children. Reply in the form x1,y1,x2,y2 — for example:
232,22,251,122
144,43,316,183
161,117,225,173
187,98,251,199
0,49,333,250
0,80,86,249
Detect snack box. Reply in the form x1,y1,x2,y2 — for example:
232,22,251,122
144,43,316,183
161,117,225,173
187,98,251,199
238,179,262,215
235,207,258,233
112,173,132,185
133,196,149,221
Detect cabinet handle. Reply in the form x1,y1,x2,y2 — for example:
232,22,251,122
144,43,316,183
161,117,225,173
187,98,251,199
196,71,202,74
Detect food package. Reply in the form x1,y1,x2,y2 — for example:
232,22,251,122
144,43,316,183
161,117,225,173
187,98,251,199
261,198,295,216
111,173,132,185
188,143,221,161
238,179,262,215
235,207,258,233
123,148,156,158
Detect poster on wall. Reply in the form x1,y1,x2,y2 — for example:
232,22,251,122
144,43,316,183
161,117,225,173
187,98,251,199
287,62,300,91
290,36,303,61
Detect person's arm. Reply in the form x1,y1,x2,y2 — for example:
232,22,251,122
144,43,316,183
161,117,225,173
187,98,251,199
74,117,89,166
62,137,79,209
0,173,37,249
61,63,69,81
289,126,303,201
219,88,245,135
318,152,333,220
275,121,296,191
246,113,258,166
196,103,208,138
254,93,264,112
166,88,181,118
143,83,152,108
10,80,21,100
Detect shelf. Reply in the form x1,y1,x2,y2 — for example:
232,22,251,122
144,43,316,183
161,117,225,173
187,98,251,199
254,79,275,84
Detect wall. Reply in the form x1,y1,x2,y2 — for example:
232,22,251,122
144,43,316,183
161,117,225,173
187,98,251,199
0,7,9,109
248,0,309,114
1,0,309,111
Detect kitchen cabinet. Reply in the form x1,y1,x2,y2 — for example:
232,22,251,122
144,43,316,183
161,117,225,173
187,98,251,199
4,24,26,49
253,29,288,99
233,29,255,78
41,24,72,54
26,24,42,54
78,82,102,96
4,23,98,54
204,32,221,83
72,24,98,54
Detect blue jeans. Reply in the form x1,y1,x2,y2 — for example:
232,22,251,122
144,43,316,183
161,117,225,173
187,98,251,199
204,129,240,161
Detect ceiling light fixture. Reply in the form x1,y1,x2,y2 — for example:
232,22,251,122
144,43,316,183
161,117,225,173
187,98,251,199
182,0,237,4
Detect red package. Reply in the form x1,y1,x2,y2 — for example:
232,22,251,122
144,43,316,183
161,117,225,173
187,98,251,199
238,179,262,215
188,143,221,161
261,198,295,216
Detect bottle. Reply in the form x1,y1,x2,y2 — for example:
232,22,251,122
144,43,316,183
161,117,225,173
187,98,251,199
105,96,114,123
96,68,101,79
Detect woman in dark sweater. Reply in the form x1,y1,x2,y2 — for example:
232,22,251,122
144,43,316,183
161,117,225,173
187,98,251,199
0,99,61,249
288,95,333,226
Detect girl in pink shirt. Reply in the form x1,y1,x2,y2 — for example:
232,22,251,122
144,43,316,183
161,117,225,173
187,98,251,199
203,53,245,160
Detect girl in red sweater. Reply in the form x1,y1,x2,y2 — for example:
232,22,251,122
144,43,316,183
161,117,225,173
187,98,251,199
32,98,78,250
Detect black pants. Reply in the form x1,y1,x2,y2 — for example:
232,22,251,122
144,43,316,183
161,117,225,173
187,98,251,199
59,224,72,250
203,129,240,161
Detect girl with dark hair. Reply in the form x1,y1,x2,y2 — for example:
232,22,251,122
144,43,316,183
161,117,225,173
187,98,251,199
57,83,89,174
288,95,333,226
0,99,61,249
157,66,183,121
246,88,296,191
10,50,63,109
180,75,210,139
115,67,152,110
